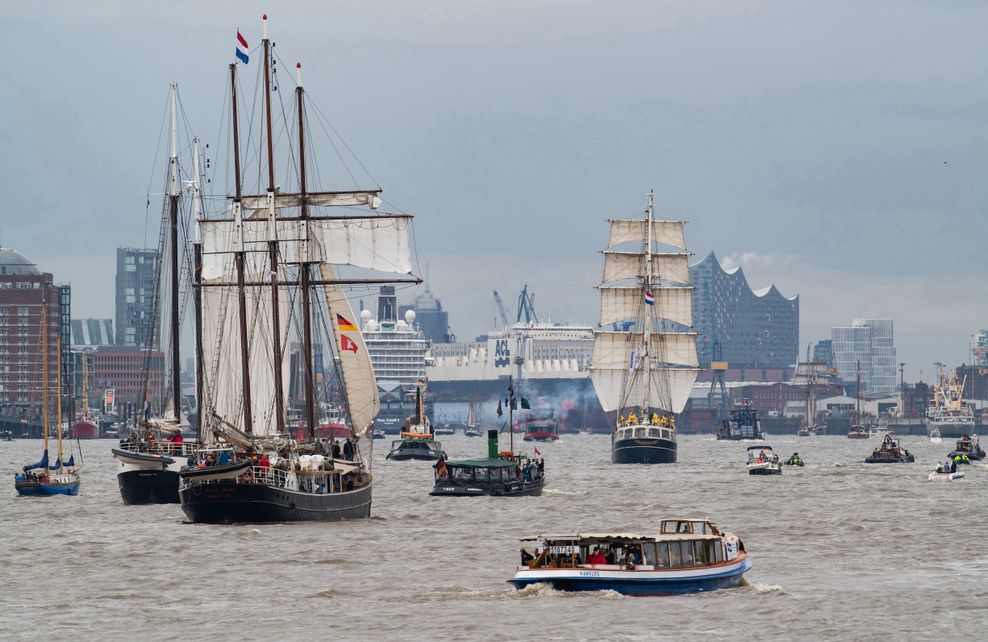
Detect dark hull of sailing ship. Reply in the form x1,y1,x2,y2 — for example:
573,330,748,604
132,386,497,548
611,436,677,464
118,470,180,504
180,482,372,523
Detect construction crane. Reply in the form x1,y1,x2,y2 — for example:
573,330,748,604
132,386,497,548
493,290,510,327
516,284,539,324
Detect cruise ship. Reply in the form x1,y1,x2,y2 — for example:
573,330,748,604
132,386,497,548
427,321,594,401
926,367,976,439
360,287,435,434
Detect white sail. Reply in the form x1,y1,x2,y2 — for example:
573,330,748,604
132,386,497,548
607,219,686,250
200,215,413,280
601,251,690,284
321,266,380,437
239,190,382,211
599,286,692,327
200,256,292,440
590,365,698,413
591,331,698,369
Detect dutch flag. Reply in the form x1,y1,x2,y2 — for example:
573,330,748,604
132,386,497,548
236,30,249,64
644,290,655,305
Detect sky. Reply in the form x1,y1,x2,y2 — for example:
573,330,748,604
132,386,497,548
3,0,988,381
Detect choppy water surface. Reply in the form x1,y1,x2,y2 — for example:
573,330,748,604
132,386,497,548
3,434,987,640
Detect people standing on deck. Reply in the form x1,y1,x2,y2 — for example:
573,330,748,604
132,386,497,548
628,412,638,425
342,438,356,461
331,440,342,460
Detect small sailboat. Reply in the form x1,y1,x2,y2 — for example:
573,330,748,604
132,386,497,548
464,401,482,437
15,305,80,496
590,191,700,464
848,361,869,439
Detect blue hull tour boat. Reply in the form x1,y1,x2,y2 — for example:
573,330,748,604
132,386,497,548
510,518,750,596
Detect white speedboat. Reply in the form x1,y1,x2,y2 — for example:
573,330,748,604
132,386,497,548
930,426,942,443
928,470,965,481
746,446,782,475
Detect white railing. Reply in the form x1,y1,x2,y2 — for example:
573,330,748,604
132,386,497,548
119,439,200,458
180,465,360,495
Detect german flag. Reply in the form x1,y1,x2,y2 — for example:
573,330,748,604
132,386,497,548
336,314,357,331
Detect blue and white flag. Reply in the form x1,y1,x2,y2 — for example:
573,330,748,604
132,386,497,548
236,30,249,64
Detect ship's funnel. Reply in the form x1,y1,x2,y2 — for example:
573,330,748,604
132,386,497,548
487,429,499,459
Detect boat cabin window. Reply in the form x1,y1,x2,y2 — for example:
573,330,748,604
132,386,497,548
668,541,683,566
473,467,490,480
680,541,694,566
642,542,658,566
714,542,725,563
694,540,715,565
660,520,694,534
692,521,712,534
450,468,472,481
655,542,671,568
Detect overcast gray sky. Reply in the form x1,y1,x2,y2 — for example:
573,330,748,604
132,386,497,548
3,1,987,381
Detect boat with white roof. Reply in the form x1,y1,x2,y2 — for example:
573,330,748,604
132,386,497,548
509,518,750,596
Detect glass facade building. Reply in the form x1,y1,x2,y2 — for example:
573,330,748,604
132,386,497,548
831,319,896,394
115,247,160,349
689,252,799,369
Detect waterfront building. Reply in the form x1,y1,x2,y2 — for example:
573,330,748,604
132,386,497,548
812,339,834,369
689,252,799,369
971,330,988,367
0,247,71,419
91,345,164,407
115,247,159,349
830,319,896,394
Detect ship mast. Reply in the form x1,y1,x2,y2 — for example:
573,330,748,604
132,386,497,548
230,62,254,435
855,360,861,425
57,333,63,465
191,137,205,440
296,61,317,441
262,15,286,434
167,83,183,423
640,190,654,416
41,296,49,453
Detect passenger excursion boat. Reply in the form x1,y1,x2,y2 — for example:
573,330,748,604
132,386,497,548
386,381,444,461
178,16,418,523
948,435,984,461
509,518,750,596
590,192,700,465
430,429,545,496
864,433,914,463
113,83,199,504
746,445,782,475
717,399,762,440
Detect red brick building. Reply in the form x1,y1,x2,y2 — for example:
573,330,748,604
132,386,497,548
91,346,165,408
0,247,70,420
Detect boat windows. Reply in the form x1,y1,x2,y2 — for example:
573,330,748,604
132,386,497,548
714,542,725,563
450,468,472,481
680,541,694,566
668,541,683,567
692,521,710,534
642,542,658,566
473,467,490,480
693,541,709,565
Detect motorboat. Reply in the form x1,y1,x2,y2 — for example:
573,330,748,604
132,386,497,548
930,427,942,443
509,517,750,596
746,446,782,475
928,467,965,481
864,434,914,463
948,435,985,461
847,425,869,440
717,399,763,440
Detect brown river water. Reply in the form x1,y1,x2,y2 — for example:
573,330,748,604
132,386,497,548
3,434,987,640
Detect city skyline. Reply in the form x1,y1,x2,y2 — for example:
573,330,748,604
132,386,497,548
5,1,988,382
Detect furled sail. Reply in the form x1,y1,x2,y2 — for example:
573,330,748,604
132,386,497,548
591,331,699,369
601,251,690,284
321,266,380,438
599,286,693,327
607,219,686,250
199,251,292,440
238,189,383,211
590,365,698,414
199,215,413,280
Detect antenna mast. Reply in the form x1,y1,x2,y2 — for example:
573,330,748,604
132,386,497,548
296,61,316,441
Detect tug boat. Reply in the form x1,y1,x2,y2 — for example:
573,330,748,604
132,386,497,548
746,445,782,475
509,517,750,596
386,380,444,461
948,435,985,461
864,433,914,463
430,429,545,497
717,399,762,440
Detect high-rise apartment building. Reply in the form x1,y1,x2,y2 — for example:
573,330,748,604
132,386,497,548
831,319,896,394
690,252,799,369
115,247,160,349
0,247,71,418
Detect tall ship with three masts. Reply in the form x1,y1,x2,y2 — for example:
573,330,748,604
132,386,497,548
112,83,200,504
178,16,418,522
589,192,700,464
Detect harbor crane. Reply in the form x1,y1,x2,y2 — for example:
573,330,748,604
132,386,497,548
493,290,510,326
516,284,539,324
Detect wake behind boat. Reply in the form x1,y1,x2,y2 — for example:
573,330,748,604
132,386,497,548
509,518,750,596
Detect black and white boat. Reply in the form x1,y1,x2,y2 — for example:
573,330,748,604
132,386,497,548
178,16,419,523
113,83,199,505
430,429,545,497
589,191,700,465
